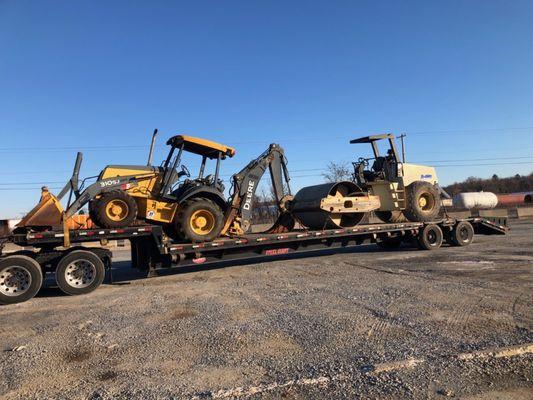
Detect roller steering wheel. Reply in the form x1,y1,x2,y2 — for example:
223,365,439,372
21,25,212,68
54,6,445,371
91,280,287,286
180,165,191,178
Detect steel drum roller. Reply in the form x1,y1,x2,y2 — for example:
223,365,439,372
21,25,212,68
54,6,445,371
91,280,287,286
291,181,367,229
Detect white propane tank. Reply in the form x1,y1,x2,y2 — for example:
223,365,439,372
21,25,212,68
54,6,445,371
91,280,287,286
452,192,498,209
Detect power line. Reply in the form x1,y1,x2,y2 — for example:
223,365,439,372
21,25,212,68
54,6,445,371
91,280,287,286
1,124,533,152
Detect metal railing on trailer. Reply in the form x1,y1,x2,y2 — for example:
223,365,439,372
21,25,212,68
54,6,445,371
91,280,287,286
0,217,507,305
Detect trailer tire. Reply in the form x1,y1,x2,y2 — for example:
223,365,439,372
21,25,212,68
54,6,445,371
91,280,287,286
403,181,441,222
449,221,474,246
93,190,138,228
0,255,43,305
417,224,443,250
176,198,224,242
55,250,105,296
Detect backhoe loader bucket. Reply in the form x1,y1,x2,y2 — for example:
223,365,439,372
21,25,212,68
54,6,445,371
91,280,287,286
17,188,64,229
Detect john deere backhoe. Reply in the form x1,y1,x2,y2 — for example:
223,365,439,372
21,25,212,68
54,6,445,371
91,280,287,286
17,130,294,243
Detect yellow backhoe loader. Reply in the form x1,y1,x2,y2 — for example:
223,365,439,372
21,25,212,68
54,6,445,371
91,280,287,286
17,130,294,243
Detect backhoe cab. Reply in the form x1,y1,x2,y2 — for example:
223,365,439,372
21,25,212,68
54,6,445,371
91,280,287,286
350,134,441,223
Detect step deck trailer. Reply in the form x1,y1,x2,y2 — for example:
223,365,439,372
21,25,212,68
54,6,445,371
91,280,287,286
0,217,508,305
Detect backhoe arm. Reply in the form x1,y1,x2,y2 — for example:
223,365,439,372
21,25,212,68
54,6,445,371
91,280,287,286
222,144,294,235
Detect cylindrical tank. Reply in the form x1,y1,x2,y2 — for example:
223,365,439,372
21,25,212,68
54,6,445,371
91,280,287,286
452,192,498,209
497,193,528,206
291,181,366,229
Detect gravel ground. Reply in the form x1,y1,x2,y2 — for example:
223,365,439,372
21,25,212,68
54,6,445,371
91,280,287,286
1,220,532,399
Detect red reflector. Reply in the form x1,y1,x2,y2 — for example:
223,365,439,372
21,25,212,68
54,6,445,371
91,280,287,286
192,257,206,264
116,229,125,233
265,248,290,256
34,234,44,239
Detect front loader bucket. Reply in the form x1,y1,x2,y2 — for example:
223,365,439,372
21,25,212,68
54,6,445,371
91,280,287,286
17,190,64,228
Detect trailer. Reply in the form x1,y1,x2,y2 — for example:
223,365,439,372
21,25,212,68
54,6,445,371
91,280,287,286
0,217,508,305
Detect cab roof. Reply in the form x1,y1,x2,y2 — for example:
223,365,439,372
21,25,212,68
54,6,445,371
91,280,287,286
350,134,394,144
166,135,236,159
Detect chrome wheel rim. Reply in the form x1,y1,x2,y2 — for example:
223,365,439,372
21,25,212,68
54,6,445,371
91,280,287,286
64,260,96,288
0,266,32,297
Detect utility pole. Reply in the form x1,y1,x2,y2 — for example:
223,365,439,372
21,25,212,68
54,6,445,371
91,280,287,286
397,133,406,162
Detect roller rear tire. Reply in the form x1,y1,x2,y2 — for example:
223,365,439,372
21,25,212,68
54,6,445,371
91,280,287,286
403,181,441,222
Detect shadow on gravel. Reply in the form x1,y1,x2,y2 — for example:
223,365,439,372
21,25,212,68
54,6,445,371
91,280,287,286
33,243,425,299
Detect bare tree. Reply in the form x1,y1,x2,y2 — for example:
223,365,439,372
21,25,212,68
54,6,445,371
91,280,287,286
322,161,352,182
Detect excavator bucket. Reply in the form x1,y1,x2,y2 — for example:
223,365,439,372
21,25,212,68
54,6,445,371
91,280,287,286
17,189,64,228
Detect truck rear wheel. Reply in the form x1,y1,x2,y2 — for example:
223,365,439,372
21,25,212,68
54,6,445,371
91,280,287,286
0,255,43,305
93,190,138,228
449,221,474,246
55,250,105,296
176,198,224,242
403,181,441,222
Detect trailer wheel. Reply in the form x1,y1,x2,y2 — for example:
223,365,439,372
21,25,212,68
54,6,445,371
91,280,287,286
0,255,43,305
449,221,474,246
417,224,443,250
55,250,105,296
403,181,441,222
377,237,403,250
93,190,138,228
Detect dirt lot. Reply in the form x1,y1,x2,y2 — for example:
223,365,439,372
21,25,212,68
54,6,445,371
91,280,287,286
1,220,532,399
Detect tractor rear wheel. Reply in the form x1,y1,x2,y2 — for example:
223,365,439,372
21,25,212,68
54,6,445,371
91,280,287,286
403,181,441,222
93,190,138,228
176,198,224,242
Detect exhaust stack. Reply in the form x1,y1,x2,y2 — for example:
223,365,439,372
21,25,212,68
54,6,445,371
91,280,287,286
147,129,158,166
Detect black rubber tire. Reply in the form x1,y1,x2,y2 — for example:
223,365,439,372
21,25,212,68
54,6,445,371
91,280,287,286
417,224,443,250
0,255,43,305
403,181,441,222
376,237,403,250
93,190,138,228
88,199,100,224
375,211,406,223
450,221,474,246
176,198,224,242
55,250,105,296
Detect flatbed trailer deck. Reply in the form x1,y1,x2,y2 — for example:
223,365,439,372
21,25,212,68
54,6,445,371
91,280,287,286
0,217,508,305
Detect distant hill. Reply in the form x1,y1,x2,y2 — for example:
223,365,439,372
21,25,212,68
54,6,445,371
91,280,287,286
444,172,533,196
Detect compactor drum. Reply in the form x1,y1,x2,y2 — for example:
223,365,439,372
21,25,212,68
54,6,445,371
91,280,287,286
291,181,380,229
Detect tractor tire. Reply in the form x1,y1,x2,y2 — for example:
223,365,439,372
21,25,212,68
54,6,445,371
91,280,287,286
0,255,43,305
176,198,224,243
403,181,441,222
92,190,138,228
88,199,100,224
375,210,406,223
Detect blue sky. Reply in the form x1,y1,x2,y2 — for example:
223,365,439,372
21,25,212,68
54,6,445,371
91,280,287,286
1,0,532,218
